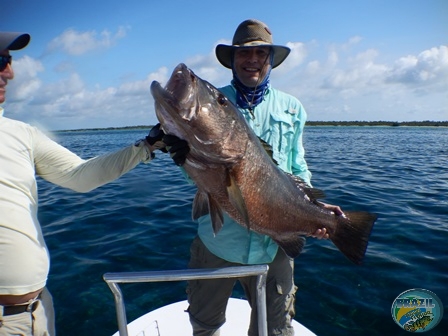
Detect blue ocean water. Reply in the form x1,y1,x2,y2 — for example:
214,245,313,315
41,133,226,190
37,126,448,336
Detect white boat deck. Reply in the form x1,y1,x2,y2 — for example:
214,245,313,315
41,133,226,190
112,298,316,336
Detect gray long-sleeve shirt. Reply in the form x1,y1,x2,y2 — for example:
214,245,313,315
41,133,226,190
0,107,150,295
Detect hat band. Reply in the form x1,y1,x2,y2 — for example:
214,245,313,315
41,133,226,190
234,40,271,47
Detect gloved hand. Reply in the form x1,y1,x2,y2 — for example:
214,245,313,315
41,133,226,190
146,123,167,152
163,134,190,166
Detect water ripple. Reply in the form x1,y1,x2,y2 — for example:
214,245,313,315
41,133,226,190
39,127,448,336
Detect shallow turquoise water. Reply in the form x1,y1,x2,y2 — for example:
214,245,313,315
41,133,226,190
37,127,448,335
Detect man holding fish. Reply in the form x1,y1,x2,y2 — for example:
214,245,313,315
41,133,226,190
191,19,347,336
154,19,354,336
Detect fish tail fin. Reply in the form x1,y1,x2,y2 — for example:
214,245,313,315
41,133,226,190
331,211,377,265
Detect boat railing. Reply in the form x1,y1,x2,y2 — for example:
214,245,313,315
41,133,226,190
103,264,269,336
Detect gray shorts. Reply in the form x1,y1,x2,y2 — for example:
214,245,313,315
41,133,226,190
0,287,55,336
187,236,297,336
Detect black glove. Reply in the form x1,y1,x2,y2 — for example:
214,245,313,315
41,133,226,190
146,123,168,153
163,134,190,166
146,123,165,145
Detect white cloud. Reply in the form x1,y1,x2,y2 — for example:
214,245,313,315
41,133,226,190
386,45,448,88
327,50,338,67
305,60,320,75
7,56,44,103
321,49,388,91
270,40,447,121
46,26,130,55
344,36,363,50
4,38,447,129
6,64,174,129
282,41,307,69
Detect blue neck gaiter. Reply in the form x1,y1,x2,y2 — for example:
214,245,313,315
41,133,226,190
231,51,274,111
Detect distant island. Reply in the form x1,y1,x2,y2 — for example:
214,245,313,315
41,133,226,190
54,120,447,132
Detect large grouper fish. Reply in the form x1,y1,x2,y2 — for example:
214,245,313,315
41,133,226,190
151,63,377,265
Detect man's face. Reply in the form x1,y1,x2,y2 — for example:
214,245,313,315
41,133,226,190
0,50,13,104
233,46,271,88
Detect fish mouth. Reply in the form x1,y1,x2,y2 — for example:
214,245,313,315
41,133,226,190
151,63,195,113
150,63,197,133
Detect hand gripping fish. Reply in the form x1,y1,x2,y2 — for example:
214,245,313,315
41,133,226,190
151,63,377,265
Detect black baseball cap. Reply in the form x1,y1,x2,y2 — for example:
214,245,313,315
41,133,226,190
0,32,30,51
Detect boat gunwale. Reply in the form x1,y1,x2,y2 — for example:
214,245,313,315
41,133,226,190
103,265,269,336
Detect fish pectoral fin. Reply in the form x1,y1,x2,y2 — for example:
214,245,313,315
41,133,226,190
208,197,224,235
331,211,377,265
192,191,209,219
227,174,250,229
273,235,306,259
257,137,278,165
192,191,224,235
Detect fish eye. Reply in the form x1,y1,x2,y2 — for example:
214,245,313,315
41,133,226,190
217,94,227,106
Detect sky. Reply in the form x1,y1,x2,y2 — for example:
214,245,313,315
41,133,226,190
2,0,447,131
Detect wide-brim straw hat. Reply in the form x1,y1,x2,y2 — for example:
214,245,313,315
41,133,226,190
216,19,291,69
0,32,30,51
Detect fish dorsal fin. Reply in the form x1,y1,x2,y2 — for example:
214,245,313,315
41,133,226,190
286,173,326,200
257,137,278,165
256,136,324,201
226,172,250,230
192,191,224,235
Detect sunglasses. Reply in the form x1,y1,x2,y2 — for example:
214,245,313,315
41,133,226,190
0,55,12,72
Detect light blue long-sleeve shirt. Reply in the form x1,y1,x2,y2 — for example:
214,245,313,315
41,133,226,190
196,84,312,264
